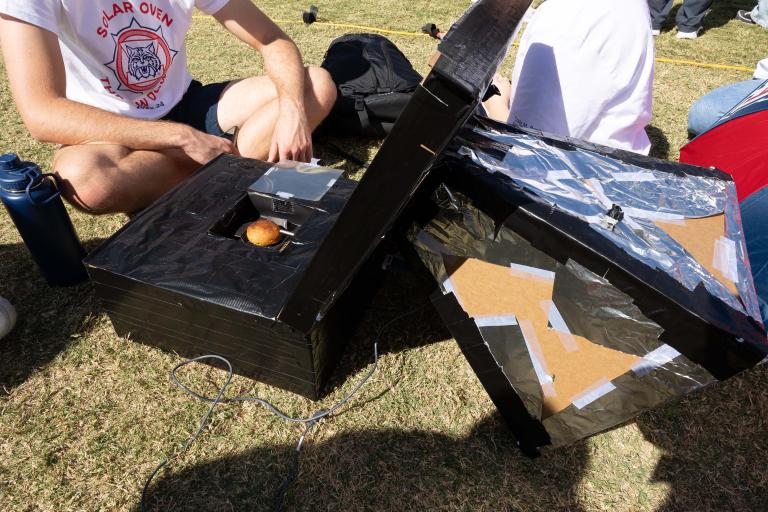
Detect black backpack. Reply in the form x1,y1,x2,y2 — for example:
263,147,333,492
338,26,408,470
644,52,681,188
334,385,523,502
320,34,423,137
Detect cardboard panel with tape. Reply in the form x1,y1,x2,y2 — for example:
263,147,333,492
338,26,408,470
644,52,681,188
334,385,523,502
411,116,768,453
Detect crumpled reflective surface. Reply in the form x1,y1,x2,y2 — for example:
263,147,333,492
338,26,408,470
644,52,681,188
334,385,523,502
452,119,761,324
412,187,720,449
409,117,768,451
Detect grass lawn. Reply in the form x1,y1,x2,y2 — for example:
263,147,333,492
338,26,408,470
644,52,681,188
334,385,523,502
3,1,768,510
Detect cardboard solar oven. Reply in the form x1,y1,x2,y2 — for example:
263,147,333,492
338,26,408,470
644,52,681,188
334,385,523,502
84,0,532,399
409,116,768,453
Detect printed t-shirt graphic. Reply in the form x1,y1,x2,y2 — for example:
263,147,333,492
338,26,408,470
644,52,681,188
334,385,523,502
105,17,178,106
0,0,231,119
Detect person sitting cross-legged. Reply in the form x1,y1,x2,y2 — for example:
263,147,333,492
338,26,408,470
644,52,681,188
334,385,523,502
687,57,768,137
0,0,338,215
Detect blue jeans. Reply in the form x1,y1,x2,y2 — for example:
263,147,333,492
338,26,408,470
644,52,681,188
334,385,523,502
751,0,768,28
649,0,713,32
687,79,762,137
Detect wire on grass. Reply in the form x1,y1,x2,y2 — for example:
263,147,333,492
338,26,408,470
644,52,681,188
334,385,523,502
140,303,427,511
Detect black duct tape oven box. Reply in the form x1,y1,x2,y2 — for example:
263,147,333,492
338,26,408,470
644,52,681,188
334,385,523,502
85,158,371,399
85,0,534,400
409,116,768,454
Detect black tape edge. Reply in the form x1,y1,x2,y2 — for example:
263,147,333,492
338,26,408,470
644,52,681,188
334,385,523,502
441,158,768,380
431,290,551,455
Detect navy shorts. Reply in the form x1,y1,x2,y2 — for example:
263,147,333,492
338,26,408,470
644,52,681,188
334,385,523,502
163,80,231,138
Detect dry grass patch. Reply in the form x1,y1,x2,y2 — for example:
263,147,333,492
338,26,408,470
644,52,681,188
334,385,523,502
2,1,768,511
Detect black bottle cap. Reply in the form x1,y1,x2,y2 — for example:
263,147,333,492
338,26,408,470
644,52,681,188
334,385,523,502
0,154,22,171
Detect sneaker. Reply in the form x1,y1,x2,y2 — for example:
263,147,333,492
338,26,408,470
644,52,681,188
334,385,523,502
652,29,661,36
736,10,757,24
676,29,700,39
0,296,16,340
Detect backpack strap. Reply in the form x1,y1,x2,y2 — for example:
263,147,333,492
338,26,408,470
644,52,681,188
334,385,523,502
354,96,371,134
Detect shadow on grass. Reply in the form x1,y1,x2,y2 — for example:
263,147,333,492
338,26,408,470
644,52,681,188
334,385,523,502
702,0,757,32
135,254,589,510
323,258,451,392
646,125,671,160
636,364,768,511
137,414,589,512
0,239,104,393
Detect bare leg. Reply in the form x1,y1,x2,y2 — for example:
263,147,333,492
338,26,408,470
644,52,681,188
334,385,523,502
54,144,197,214
483,73,513,122
216,66,337,159
52,67,336,215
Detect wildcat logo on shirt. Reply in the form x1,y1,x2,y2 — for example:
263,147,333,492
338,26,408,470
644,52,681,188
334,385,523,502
105,18,177,95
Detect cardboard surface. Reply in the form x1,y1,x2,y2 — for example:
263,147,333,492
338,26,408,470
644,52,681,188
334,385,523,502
655,215,739,295
448,258,640,418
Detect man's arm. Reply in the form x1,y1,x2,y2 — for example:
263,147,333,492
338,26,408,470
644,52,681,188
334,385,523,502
214,0,312,162
0,15,234,164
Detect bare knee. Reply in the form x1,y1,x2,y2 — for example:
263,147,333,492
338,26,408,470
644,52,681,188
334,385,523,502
483,73,512,122
54,149,126,215
305,66,337,118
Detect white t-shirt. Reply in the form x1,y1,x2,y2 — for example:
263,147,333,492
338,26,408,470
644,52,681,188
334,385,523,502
755,58,768,80
507,0,655,155
0,0,230,119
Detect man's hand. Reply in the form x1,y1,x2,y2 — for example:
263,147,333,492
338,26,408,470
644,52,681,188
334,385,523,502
214,0,314,163
177,125,238,164
268,103,313,163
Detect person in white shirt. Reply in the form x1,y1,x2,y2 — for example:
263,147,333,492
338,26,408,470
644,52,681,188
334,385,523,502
0,0,337,214
483,0,655,155
687,58,768,137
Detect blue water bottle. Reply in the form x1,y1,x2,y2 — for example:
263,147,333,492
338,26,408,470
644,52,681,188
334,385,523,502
0,153,88,286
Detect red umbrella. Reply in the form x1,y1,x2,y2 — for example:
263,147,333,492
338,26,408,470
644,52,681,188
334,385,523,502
681,79,768,202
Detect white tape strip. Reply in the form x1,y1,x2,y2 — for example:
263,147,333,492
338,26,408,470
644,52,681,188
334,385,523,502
713,236,739,283
519,319,556,397
572,379,617,409
583,214,604,225
612,172,657,182
540,300,579,352
475,315,519,327
632,344,682,377
622,206,685,222
276,191,294,199
546,170,574,181
441,277,456,297
509,263,555,281
508,146,536,157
